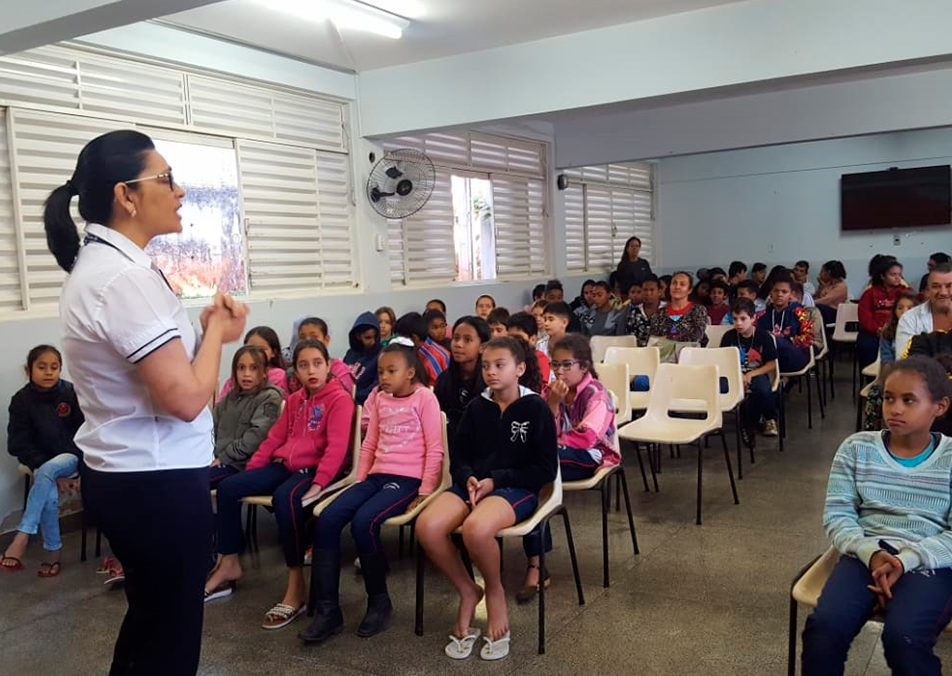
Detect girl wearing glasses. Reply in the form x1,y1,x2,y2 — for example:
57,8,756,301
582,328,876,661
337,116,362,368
44,130,248,676
518,334,620,603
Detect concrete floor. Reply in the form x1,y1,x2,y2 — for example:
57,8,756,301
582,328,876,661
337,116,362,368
3,365,951,675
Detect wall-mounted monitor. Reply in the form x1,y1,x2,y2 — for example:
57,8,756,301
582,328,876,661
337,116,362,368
841,165,951,231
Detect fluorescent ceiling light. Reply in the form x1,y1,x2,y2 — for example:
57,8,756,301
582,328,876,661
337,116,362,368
264,0,410,39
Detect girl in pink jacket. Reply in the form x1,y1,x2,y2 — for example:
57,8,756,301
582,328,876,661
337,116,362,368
300,339,444,644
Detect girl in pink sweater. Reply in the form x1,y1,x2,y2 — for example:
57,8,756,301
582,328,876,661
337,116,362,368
519,333,618,602
300,340,444,644
205,339,355,631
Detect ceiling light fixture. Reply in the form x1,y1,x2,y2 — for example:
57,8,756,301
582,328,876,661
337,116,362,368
264,0,410,39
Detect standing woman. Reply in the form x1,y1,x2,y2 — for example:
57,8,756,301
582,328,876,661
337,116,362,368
615,236,653,286
44,130,247,676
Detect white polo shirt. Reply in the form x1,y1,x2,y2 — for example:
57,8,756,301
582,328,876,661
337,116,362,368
60,223,213,472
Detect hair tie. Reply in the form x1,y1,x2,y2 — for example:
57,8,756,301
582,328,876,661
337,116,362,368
389,336,415,348
65,179,77,196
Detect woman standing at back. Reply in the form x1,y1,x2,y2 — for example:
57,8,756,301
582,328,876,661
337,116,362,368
44,130,247,676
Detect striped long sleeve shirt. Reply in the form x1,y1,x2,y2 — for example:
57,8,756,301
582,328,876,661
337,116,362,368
824,431,952,572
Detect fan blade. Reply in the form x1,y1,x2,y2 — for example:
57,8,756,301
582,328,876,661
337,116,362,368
370,186,396,202
385,166,404,180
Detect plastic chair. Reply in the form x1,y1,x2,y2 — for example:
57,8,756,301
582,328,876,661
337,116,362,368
861,355,881,379
780,345,825,431
787,546,952,675
563,433,639,588
617,364,740,524
414,467,585,655
855,380,876,431
679,347,748,479
597,361,632,427
704,324,732,349
810,313,831,407
830,303,859,399
590,335,637,363
604,346,660,414
243,403,362,551
17,463,31,512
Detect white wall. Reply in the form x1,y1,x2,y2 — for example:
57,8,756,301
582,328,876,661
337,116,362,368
656,127,952,295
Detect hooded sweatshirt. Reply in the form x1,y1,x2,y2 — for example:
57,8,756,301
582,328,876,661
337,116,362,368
858,284,904,335
357,385,444,494
451,386,558,495
213,383,284,469
343,311,381,405
7,379,85,470
246,377,355,487
434,364,485,447
543,373,620,467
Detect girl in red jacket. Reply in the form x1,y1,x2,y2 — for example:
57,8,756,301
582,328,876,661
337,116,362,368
858,258,905,368
205,339,355,631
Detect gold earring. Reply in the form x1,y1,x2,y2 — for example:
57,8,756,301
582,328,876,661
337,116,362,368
131,208,137,218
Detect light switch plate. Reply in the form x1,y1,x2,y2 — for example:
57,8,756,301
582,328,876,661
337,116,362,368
893,234,901,246
374,234,385,252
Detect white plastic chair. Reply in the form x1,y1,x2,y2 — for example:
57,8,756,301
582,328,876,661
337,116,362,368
617,364,739,524
861,355,881,379
780,344,825,431
596,361,631,427
604,346,660,414
414,467,586,655
831,302,859,398
704,324,732,349
590,335,637,364
679,347,748,478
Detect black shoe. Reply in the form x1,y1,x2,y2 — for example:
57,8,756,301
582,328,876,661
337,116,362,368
357,593,393,638
299,604,344,644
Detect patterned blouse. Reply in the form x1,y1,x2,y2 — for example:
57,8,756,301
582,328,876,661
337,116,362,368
648,302,709,343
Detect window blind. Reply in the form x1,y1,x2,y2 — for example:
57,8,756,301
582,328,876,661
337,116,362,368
0,107,23,311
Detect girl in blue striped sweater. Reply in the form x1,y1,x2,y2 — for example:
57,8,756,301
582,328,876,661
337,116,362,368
802,355,952,676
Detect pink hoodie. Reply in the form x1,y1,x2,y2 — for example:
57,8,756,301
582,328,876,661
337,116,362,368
246,377,355,487
542,373,619,467
357,385,444,494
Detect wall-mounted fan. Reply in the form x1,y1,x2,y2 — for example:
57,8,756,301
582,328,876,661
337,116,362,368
366,148,435,219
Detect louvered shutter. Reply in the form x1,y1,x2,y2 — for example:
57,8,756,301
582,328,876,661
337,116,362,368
491,175,547,277
9,108,122,307
315,150,355,288
398,167,456,285
470,133,544,177
564,184,586,272
0,108,24,310
238,139,322,292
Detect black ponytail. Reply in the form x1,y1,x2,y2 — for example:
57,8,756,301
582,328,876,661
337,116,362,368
43,130,155,272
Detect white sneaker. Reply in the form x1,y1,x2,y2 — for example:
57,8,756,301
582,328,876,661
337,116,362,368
763,420,779,437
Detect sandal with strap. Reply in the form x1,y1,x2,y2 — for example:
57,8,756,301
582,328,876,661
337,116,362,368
97,556,118,574
445,628,481,660
38,561,61,578
1,556,24,573
261,602,306,630
480,631,511,661
204,580,236,603
515,564,550,604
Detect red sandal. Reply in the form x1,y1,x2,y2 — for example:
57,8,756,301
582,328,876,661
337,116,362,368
1,556,24,573
38,561,61,578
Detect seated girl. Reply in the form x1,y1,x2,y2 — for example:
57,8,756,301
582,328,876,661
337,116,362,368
519,335,619,603
219,326,289,398
802,356,952,675
434,316,491,445
300,340,444,644
2,345,85,576
415,337,557,661
204,339,355,631
210,346,285,486
879,291,918,364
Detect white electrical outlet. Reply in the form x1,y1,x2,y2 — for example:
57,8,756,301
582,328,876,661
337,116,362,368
374,234,385,252
893,235,901,246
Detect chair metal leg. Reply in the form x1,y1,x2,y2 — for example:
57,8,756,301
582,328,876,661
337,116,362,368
778,390,786,453
632,441,650,492
816,368,826,420
399,525,405,559
855,392,863,432
614,473,621,513
719,427,740,506
538,526,547,655
601,481,610,588
618,469,639,557
734,408,743,480
560,508,585,607
80,510,88,563
788,595,798,676
696,440,703,526
414,541,425,636
95,528,102,558
806,374,813,429
648,445,659,493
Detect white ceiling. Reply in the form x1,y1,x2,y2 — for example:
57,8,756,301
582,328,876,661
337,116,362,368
161,0,747,72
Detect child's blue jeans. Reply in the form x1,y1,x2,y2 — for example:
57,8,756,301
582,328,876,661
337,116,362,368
17,453,79,551
802,554,952,676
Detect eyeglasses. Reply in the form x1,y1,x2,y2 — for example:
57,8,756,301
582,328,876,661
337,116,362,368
125,172,175,191
551,360,581,371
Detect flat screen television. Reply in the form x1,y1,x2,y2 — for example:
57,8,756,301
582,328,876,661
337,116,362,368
841,165,951,231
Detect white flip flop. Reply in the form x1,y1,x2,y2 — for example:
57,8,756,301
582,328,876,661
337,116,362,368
480,631,511,661
445,628,481,659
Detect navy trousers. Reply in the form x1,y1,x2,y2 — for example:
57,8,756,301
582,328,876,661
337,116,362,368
524,447,598,557
802,555,952,676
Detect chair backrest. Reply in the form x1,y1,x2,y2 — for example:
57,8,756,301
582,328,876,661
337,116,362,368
604,346,660,382
590,335,638,363
536,464,562,516
861,355,881,379
437,411,451,490
596,361,631,426
832,302,859,342
810,308,828,357
644,363,721,426
679,347,744,410
324,404,362,493
704,324,732,348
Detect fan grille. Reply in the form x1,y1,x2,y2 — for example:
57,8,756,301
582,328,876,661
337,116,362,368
366,148,436,219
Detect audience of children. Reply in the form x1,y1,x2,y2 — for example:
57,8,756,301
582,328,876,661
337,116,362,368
487,307,511,338
2,345,84,576
219,327,289,398
394,312,450,383
879,291,919,364
506,311,553,383
802,356,952,675
375,306,397,347
543,279,564,304
707,280,731,326
434,316,491,444
423,308,452,351
569,279,595,314
581,281,623,336
720,299,780,441
415,337,556,660
658,274,672,302
211,346,284,486
474,294,495,320
791,282,826,355
205,339,356,630
728,261,748,286
649,271,709,344
518,334,618,602
542,302,573,354
858,257,906,368
757,273,814,372
291,318,357,395
343,312,382,404
750,262,767,287
300,341,443,644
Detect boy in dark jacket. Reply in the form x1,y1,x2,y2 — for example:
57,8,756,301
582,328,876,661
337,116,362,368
344,311,381,405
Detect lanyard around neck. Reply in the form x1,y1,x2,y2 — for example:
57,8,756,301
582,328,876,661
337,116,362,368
84,233,174,293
